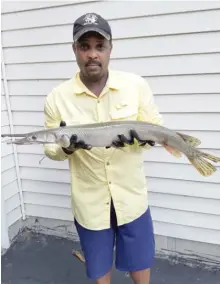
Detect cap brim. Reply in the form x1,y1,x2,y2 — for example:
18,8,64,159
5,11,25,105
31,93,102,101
73,27,110,41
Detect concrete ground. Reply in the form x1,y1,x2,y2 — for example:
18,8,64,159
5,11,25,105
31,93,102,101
1,231,220,284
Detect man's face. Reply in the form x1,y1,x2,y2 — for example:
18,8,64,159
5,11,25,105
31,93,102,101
72,32,112,81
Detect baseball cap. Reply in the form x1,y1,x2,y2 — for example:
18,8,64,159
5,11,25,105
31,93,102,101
73,13,112,41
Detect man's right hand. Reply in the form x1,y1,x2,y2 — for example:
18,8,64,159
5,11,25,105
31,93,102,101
60,121,92,154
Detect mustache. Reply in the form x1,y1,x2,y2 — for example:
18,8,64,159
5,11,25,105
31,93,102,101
85,60,101,67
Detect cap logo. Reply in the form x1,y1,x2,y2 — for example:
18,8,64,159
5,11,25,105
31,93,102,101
83,13,98,25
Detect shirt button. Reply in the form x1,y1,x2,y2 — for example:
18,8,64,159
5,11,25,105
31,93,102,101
109,181,111,184
97,100,100,103
106,162,110,166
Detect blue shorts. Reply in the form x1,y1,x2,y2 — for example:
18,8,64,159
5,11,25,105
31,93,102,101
74,201,155,280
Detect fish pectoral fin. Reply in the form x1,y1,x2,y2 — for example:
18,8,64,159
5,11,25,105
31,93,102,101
163,144,182,158
176,132,201,147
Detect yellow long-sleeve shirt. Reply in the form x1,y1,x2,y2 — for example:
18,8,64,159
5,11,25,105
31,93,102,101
44,69,163,230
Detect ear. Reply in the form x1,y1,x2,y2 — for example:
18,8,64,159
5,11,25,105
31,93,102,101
109,41,113,52
110,43,113,52
72,43,76,54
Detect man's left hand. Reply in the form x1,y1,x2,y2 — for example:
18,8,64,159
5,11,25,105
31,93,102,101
111,129,155,148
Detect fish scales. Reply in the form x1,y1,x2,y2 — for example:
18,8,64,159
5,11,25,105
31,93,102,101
1,120,220,176
36,121,177,150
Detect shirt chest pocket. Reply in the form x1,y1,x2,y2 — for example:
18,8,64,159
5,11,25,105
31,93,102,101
109,104,138,121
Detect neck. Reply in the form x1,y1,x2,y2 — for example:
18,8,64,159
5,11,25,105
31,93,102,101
79,71,109,97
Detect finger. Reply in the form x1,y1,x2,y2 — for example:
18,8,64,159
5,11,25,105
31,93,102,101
130,129,141,141
147,140,155,146
76,140,86,148
62,147,74,154
139,141,147,146
140,140,155,146
139,140,155,147
84,144,92,150
76,141,92,150
112,140,125,147
70,134,78,144
118,134,134,145
60,121,66,127
130,130,155,146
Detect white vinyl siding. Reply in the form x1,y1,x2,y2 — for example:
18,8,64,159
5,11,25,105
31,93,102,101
1,80,22,233
1,1,220,250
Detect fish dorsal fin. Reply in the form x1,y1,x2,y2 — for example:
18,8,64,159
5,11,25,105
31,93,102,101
176,132,201,147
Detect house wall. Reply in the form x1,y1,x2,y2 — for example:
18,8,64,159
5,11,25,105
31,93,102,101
1,0,220,265
1,66,23,251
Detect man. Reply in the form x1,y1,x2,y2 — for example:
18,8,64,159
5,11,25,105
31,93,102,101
44,12,163,284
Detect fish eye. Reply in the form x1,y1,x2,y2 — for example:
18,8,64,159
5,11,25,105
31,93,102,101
31,135,37,140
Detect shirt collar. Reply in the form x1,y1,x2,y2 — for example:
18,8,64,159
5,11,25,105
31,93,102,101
106,69,121,90
72,72,87,95
72,69,120,96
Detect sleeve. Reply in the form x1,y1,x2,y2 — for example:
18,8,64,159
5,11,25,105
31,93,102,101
43,91,71,161
137,77,164,149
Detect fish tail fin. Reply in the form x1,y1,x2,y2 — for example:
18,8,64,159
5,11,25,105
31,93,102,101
188,149,220,176
177,132,201,147
188,156,217,176
199,151,220,163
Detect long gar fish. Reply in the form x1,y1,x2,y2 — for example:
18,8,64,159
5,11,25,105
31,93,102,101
1,120,220,176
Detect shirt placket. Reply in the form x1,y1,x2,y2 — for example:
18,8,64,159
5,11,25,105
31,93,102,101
95,93,113,226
